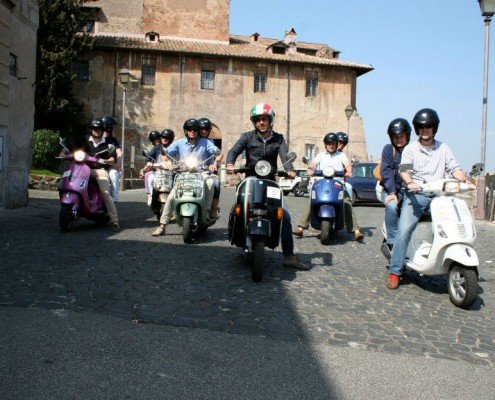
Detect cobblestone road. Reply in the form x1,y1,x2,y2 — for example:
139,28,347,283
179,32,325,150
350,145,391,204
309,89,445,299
1,188,494,366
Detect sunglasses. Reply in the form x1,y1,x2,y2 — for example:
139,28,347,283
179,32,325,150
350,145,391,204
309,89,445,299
253,116,269,123
417,124,433,130
187,128,199,132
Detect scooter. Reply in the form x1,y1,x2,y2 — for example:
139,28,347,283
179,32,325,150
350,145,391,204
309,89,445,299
141,151,175,221
172,154,217,243
381,164,480,309
308,167,346,245
58,139,115,232
228,153,296,282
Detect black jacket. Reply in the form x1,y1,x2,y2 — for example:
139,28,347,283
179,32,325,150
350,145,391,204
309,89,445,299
226,130,294,180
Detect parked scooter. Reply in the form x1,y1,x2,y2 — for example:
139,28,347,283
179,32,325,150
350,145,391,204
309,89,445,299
380,163,480,309
228,153,296,282
172,154,217,243
58,139,115,232
308,166,346,245
141,151,175,221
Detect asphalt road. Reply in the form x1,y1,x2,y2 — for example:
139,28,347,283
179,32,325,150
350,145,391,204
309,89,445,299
1,188,494,399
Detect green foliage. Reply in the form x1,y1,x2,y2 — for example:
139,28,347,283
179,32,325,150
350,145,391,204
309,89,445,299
34,0,94,140
32,129,61,172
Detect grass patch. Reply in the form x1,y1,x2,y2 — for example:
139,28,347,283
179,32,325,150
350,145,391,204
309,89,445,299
30,169,60,177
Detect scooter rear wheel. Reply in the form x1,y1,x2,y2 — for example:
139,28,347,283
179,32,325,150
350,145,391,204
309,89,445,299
59,204,74,233
251,237,265,282
447,263,478,309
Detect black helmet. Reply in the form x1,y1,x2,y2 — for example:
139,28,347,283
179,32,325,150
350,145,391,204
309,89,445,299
197,118,212,131
90,118,103,131
101,115,117,132
197,118,212,137
336,132,349,145
183,118,199,135
148,130,161,143
387,118,412,142
412,108,440,135
323,132,338,144
160,129,175,142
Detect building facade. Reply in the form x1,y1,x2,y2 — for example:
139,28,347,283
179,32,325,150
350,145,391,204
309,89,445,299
76,0,373,184
0,0,38,208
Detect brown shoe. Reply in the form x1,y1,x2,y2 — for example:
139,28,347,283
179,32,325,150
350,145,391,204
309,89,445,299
354,230,364,242
112,222,120,232
152,226,165,236
386,273,400,290
292,227,305,237
283,255,311,270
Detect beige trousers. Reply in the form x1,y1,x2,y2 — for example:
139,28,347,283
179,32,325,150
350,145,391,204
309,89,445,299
91,168,118,223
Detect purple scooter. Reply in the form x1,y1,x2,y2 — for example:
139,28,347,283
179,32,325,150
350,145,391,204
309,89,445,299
58,140,114,232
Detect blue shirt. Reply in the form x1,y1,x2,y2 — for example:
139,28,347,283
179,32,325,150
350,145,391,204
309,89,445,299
166,137,219,171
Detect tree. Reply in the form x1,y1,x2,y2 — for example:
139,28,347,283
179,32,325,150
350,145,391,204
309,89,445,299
34,0,93,140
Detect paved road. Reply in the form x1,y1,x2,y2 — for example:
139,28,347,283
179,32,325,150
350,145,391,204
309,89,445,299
1,188,494,398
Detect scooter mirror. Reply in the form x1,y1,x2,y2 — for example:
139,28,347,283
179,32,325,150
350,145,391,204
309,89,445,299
286,152,297,163
302,156,309,165
399,164,413,173
142,150,148,157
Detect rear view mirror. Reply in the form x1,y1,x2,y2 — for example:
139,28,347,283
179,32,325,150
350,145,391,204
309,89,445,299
286,152,297,163
142,150,147,157
302,156,309,165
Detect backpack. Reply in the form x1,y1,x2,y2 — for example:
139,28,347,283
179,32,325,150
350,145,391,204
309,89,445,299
373,147,396,183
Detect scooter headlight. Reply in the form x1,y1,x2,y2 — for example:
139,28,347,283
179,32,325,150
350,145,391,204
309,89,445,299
74,151,86,163
322,166,335,178
255,160,271,177
443,180,460,194
184,156,199,170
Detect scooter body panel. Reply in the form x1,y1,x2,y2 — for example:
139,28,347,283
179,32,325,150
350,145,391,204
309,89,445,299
309,177,345,232
404,194,479,275
59,162,107,220
229,177,283,250
173,171,208,229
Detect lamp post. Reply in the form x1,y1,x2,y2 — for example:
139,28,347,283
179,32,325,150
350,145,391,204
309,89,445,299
118,68,130,191
476,0,495,220
345,104,354,156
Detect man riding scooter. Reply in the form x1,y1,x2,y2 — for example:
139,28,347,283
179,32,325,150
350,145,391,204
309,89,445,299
386,108,476,290
151,119,219,236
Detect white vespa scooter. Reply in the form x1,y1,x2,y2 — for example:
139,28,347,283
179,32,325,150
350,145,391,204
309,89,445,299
381,164,480,309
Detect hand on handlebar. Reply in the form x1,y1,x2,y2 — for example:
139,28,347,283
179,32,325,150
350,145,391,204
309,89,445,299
286,171,296,179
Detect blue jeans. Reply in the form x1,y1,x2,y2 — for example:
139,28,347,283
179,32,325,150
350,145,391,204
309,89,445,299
388,192,433,276
381,191,404,245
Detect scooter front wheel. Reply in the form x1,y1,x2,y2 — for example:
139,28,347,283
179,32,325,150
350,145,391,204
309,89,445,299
447,263,478,309
59,204,74,233
251,237,265,283
320,219,333,245
182,216,194,244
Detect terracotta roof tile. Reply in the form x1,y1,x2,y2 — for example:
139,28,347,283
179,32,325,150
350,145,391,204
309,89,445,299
90,34,373,75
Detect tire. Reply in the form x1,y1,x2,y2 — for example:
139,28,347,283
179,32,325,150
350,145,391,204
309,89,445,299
96,215,110,226
351,190,358,205
447,263,478,309
182,216,194,244
283,190,290,196
320,219,333,245
293,183,304,197
251,237,265,282
59,204,74,233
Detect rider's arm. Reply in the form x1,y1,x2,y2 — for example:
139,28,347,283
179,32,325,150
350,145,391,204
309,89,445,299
226,133,250,166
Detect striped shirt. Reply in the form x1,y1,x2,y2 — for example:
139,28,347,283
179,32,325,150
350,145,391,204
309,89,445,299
400,140,460,184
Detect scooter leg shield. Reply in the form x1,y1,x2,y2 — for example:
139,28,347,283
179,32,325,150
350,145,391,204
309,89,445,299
60,192,80,210
180,203,198,218
318,205,336,219
443,244,479,269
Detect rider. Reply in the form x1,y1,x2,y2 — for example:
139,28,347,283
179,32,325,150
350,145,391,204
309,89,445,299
198,117,223,219
225,103,310,270
386,108,476,290
151,119,219,236
293,132,364,242
379,118,411,251
141,130,162,206
101,115,121,203
84,118,120,231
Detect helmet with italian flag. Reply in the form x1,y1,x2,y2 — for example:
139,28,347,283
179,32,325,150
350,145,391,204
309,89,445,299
250,103,275,128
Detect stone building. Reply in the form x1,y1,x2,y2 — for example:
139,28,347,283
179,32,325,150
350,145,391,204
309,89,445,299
0,0,38,208
76,0,373,185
